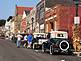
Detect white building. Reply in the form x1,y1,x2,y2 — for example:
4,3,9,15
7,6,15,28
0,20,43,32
27,7,39,33
5,17,15,37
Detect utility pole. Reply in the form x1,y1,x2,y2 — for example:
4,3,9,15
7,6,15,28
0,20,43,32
74,0,78,16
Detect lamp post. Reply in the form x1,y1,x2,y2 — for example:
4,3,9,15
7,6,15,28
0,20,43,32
31,17,34,33
74,0,79,16
73,0,80,26
73,0,80,27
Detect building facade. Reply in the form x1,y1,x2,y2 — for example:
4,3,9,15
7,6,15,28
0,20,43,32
14,6,33,34
36,0,74,33
45,4,81,41
26,7,38,33
26,11,32,33
5,16,15,37
36,0,45,33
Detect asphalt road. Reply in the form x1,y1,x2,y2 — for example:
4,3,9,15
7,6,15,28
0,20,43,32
0,38,81,61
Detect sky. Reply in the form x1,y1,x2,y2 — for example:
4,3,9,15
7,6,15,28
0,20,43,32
0,0,40,20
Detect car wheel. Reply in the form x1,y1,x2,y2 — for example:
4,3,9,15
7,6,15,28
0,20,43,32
33,43,36,50
50,45,53,55
42,44,46,52
59,40,69,51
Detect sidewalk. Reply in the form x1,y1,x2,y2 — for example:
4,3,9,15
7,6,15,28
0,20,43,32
73,52,81,57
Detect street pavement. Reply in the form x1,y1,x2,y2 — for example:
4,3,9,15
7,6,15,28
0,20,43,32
0,38,81,61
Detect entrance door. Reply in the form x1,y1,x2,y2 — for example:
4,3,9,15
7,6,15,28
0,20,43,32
50,22,54,30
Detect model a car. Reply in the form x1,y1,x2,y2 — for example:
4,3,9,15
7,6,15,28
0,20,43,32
32,33,48,50
42,31,74,55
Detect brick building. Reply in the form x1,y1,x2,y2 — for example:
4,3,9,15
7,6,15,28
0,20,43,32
36,0,81,33
45,4,81,41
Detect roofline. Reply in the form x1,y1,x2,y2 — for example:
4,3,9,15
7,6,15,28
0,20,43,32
16,6,33,9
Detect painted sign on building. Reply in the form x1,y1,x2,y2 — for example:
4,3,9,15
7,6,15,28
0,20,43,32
21,18,27,31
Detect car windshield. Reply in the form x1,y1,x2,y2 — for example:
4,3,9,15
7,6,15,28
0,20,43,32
57,33,64,37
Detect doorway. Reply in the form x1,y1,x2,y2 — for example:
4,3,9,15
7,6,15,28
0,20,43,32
50,22,54,30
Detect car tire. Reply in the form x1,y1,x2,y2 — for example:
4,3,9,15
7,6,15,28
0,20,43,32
33,43,35,50
42,44,46,53
59,40,69,51
50,45,53,55
33,43,36,50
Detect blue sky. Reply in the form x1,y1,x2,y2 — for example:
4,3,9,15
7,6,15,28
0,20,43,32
0,0,40,20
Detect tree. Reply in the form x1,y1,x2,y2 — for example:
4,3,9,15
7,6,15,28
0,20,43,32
0,19,6,26
7,16,13,21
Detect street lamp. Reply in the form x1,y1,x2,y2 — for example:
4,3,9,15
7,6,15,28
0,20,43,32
73,0,80,25
73,0,79,16
31,17,34,33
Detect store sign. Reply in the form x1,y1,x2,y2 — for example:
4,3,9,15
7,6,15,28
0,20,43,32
74,17,80,24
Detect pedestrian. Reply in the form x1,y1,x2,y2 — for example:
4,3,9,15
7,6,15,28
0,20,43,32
11,34,15,43
16,33,22,48
23,34,28,48
27,34,33,48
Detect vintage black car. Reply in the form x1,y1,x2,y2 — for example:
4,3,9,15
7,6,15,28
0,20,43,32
42,31,74,55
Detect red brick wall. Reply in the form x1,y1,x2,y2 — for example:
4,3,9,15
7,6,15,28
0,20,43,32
16,6,33,15
45,5,81,41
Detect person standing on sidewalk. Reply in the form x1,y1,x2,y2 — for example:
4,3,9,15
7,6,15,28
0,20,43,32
27,34,33,48
23,34,28,48
16,33,22,48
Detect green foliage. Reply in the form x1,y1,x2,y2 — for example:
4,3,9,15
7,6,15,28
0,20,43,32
7,16,13,21
0,19,6,26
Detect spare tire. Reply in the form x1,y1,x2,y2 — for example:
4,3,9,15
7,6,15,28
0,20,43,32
59,40,69,51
